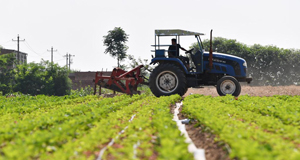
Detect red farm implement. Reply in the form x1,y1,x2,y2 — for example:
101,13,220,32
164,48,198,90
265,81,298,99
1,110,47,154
93,65,145,95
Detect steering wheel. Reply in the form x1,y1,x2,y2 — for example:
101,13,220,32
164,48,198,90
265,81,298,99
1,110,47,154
185,48,194,54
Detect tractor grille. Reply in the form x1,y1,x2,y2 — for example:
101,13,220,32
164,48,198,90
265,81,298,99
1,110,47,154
222,66,227,72
233,61,241,75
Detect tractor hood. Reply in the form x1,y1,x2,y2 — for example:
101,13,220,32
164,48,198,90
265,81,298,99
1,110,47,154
204,52,245,61
203,52,246,65
202,52,247,77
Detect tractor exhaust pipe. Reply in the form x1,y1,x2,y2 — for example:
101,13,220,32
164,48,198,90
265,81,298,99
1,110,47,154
209,29,213,69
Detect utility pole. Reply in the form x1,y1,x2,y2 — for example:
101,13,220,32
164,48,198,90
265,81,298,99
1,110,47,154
47,47,57,63
63,53,75,70
63,53,69,67
12,34,25,63
68,53,75,70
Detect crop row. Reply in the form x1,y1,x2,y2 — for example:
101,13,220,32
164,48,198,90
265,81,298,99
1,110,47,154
0,94,192,160
182,94,300,160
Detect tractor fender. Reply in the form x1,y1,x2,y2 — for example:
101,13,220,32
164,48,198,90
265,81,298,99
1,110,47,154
150,58,189,74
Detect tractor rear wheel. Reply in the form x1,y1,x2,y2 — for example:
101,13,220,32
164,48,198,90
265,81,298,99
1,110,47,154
216,76,241,97
149,63,187,97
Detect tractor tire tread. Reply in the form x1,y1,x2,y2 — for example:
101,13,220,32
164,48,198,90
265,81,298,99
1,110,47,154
216,76,241,97
149,63,187,97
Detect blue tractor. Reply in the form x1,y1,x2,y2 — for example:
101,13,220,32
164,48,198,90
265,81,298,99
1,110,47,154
149,29,252,97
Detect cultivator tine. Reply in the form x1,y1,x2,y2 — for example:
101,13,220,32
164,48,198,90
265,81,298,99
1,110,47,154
93,65,145,95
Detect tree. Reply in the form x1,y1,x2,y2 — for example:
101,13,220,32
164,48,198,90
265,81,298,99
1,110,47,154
0,53,15,95
127,54,153,77
13,60,72,96
103,27,129,67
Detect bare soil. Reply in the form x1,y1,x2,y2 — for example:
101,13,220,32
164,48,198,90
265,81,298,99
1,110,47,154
184,123,231,160
171,105,230,160
184,85,300,97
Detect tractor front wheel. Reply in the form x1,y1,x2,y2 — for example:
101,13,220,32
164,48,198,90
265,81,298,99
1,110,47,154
149,63,187,97
216,76,241,97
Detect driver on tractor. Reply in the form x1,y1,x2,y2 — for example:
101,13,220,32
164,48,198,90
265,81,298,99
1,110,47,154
168,38,190,69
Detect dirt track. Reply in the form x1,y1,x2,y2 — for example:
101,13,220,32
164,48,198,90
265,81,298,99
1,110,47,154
184,85,300,97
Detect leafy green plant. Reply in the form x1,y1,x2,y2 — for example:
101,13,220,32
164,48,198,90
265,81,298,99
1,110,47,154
0,94,193,160
182,94,300,160
71,85,94,96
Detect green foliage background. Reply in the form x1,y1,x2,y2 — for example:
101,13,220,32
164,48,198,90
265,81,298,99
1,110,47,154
13,61,72,96
0,52,72,96
191,37,300,86
0,54,15,94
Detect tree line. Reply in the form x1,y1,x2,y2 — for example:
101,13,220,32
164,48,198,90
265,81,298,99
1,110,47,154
0,53,71,96
0,27,138,96
1,28,299,96
191,37,300,86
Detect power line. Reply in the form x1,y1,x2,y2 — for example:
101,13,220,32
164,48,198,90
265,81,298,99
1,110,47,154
0,40,13,45
1,43,15,48
56,58,66,62
24,41,47,57
56,50,64,56
47,47,57,63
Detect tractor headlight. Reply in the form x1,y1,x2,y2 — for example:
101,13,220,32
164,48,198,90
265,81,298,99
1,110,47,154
243,62,247,67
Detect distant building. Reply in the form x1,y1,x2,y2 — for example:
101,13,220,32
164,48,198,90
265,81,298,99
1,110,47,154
0,48,28,68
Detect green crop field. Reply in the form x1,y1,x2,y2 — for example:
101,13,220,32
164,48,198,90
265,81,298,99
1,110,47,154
0,93,300,160
183,94,300,160
0,94,192,160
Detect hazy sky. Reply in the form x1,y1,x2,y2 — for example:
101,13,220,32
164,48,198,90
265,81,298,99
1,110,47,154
1,0,299,71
